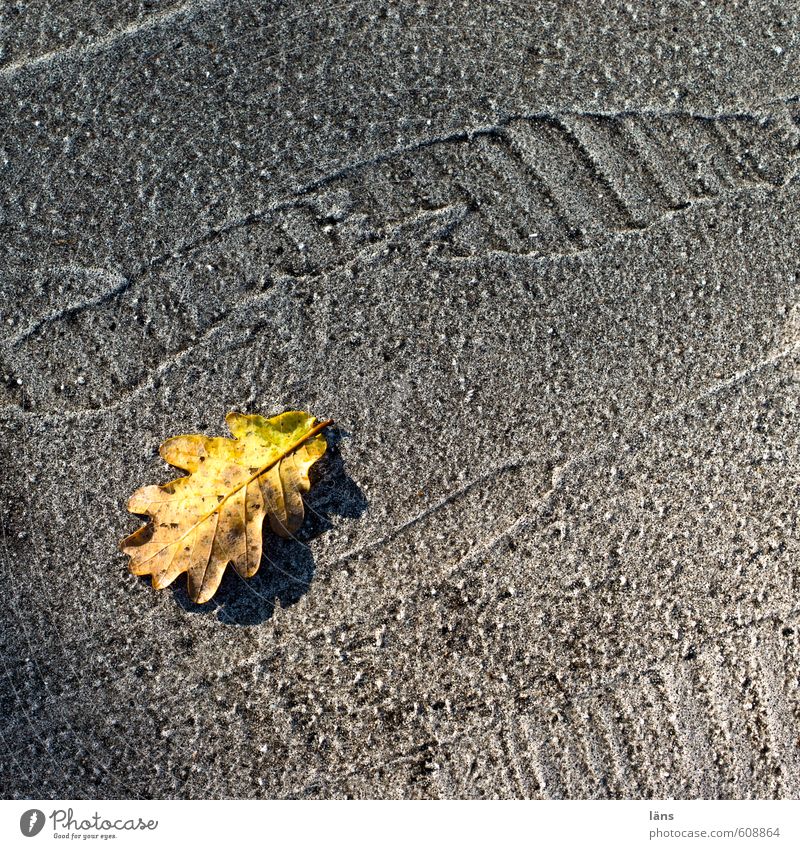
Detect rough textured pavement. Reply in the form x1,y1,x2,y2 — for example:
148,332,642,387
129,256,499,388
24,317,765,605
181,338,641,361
1,0,800,799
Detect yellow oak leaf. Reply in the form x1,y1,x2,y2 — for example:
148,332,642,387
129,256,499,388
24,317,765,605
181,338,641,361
120,411,333,603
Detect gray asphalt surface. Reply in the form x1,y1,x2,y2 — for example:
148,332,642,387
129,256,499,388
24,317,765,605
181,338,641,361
1,0,800,799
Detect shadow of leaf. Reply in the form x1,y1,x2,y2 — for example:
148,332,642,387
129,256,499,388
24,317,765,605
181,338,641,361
169,428,366,625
